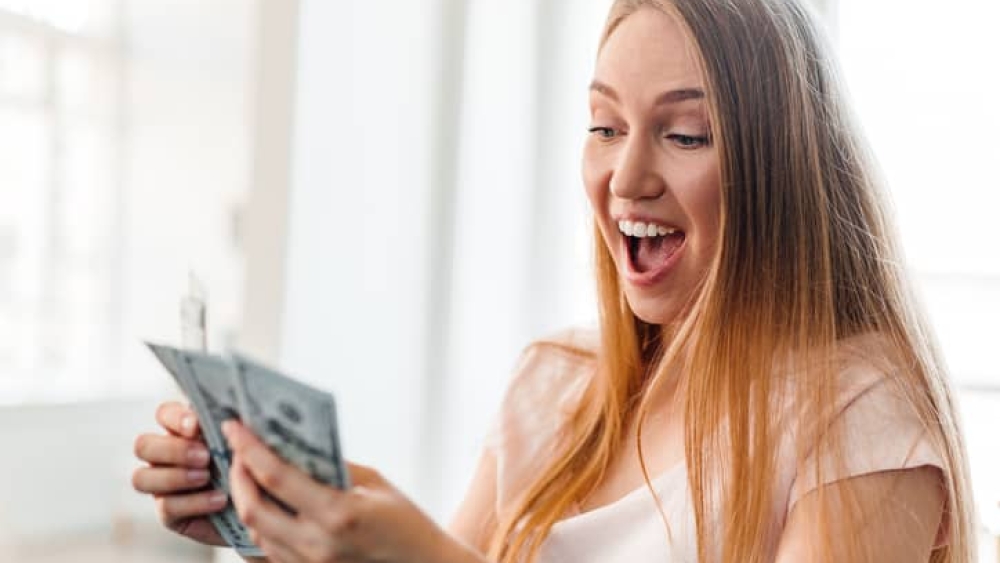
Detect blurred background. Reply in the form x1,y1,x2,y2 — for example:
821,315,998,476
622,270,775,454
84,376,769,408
0,0,996,561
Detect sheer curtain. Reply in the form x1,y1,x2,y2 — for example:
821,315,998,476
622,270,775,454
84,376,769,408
0,0,256,553
0,0,254,404
279,0,611,521
0,1,125,402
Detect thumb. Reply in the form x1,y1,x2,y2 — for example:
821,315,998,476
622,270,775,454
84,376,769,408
346,461,385,488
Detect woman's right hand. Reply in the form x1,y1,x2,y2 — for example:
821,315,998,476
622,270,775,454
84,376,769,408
132,401,229,546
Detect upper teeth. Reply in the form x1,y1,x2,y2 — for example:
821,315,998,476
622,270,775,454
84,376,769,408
618,220,678,238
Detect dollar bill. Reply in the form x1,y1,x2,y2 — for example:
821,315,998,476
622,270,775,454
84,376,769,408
145,343,263,556
145,342,350,555
231,353,350,489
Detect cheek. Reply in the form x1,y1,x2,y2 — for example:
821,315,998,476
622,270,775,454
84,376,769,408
687,166,723,245
581,147,617,252
581,143,610,206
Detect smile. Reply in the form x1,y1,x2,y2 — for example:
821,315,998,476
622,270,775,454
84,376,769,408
616,220,687,288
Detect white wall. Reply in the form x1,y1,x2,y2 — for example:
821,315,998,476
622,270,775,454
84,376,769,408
0,399,159,545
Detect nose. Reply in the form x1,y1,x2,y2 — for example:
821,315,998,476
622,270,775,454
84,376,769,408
609,134,665,200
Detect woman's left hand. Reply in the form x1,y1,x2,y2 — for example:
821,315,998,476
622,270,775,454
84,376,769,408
221,420,476,563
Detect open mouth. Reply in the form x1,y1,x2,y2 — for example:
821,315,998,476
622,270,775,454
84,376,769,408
627,232,686,273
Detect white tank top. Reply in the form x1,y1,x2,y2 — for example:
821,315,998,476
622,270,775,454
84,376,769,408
486,327,946,562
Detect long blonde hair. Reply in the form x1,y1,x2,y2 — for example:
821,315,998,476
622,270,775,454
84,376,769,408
486,0,974,561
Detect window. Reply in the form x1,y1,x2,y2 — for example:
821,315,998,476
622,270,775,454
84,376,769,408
835,0,1000,385
835,1,1000,551
0,1,255,403
0,2,123,401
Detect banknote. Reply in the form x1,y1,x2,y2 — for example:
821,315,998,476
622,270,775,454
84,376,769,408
145,342,349,555
175,351,245,487
231,353,350,489
146,343,262,556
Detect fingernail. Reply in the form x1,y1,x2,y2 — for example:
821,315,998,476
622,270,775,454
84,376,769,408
209,491,228,506
187,469,209,483
188,447,210,465
181,416,196,432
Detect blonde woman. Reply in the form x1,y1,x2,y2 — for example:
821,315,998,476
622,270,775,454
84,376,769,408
131,0,974,561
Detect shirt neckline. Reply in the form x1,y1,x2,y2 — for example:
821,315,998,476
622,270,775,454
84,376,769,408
556,460,688,526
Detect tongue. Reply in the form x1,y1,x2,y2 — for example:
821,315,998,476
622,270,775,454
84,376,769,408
634,233,684,273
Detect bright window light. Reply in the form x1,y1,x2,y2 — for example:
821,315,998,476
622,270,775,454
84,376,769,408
836,0,1000,386
0,0,97,35
836,0,1000,550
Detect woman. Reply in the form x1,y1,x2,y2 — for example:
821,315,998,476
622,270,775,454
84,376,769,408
132,0,974,561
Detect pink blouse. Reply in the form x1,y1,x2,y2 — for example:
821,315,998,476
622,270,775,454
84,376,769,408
486,327,946,562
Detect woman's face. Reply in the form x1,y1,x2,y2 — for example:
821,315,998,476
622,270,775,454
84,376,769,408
583,6,722,326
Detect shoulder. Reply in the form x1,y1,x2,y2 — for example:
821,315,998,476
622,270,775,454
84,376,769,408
498,326,599,429
506,326,600,400
823,332,928,437
785,331,945,513
782,331,913,421
489,326,599,494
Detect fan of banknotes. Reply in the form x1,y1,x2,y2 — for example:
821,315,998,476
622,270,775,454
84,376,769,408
145,342,350,556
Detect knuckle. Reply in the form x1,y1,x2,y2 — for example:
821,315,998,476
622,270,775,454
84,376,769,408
239,502,259,527
257,465,283,491
320,490,349,520
170,468,191,489
326,503,361,535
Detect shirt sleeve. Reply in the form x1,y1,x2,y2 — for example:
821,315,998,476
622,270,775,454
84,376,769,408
486,328,597,514
787,373,948,547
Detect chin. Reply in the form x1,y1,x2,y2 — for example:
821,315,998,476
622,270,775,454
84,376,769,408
624,292,681,326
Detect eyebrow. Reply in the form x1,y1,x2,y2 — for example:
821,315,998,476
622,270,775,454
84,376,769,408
589,80,705,105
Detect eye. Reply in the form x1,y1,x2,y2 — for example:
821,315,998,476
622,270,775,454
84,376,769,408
666,133,711,149
587,126,619,140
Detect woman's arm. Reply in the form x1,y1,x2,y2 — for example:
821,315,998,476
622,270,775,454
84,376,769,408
775,466,946,562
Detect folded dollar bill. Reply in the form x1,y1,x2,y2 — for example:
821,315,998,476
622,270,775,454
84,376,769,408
145,342,350,555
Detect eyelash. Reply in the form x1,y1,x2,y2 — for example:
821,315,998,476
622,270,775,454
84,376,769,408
669,133,711,148
587,127,711,149
587,126,618,140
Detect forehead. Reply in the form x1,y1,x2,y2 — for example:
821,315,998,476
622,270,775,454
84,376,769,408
594,7,704,96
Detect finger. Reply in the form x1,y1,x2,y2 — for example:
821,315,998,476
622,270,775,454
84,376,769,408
258,537,307,563
156,401,202,438
346,461,385,489
229,456,310,553
134,433,210,468
252,505,337,563
133,466,211,494
223,421,340,517
156,489,229,523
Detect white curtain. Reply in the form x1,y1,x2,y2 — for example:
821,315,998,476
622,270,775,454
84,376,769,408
278,0,611,523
